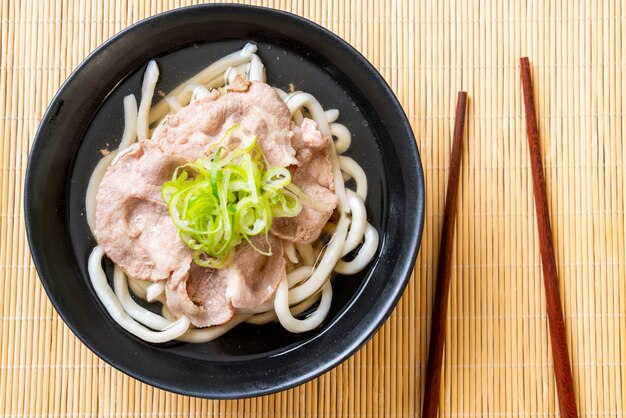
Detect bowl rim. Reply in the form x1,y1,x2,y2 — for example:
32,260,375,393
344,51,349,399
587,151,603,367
24,3,425,398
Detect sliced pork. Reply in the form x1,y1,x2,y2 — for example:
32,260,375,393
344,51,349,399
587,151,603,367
227,234,286,309
272,118,339,244
94,140,192,283
291,118,335,189
165,234,285,326
153,79,297,167
165,263,234,327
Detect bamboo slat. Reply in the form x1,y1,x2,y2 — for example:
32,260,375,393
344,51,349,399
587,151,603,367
1,0,625,417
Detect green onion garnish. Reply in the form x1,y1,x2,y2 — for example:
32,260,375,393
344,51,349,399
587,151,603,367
161,125,302,268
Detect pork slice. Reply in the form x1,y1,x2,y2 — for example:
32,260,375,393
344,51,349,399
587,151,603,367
165,234,284,325
94,140,192,283
272,174,338,244
226,234,286,309
153,81,297,167
165,263,234,327
272,118,339,244
290,118,334,189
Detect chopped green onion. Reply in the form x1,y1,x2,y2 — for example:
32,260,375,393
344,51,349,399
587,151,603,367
161,125,302,268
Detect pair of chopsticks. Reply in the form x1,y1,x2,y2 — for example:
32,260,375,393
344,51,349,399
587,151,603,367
421,58,578,418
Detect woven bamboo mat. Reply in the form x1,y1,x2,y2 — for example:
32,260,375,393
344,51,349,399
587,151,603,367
2,0,625,416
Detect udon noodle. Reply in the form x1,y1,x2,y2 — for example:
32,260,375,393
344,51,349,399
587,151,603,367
86,42,379,343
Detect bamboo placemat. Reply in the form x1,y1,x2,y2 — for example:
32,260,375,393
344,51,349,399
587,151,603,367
2,0,625,416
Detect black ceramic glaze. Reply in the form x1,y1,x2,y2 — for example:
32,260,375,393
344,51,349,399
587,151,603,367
25,4,424,398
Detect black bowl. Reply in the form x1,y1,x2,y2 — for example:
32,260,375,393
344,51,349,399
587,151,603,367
25,4,424,398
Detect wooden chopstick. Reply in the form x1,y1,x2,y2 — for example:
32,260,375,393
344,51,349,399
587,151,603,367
520,57,578,418
421,91,468,418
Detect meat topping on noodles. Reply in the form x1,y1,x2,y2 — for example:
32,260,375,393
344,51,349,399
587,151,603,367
94,141,192,283
227,234,286,309
291,118,335,189
165,235,285,327
95,81,339,328
165,263,234,327
272,118,339,244
153,78,298,167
